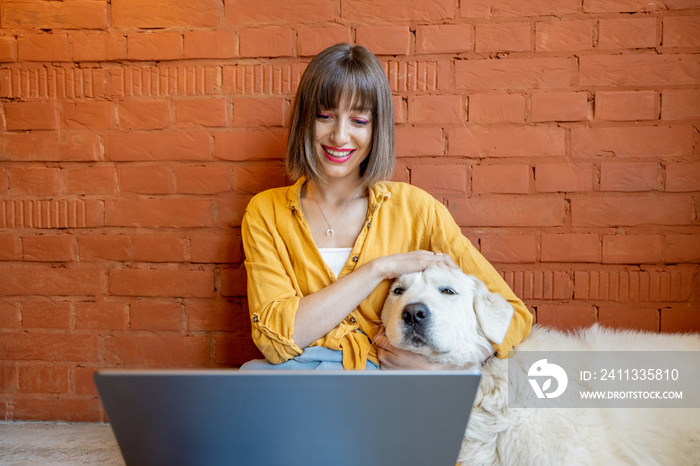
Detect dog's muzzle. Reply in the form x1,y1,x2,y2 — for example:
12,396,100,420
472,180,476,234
400,302,432,347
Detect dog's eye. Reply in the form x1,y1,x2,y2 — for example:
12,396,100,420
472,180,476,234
392,287,404,295
440,288,457,295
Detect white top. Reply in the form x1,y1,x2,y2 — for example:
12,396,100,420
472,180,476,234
318,247,353,277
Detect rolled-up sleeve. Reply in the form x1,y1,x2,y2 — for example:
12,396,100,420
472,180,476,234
241,207,303,364
429,200,533,358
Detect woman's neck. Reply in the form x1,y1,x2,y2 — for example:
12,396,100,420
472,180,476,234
305,177,365,205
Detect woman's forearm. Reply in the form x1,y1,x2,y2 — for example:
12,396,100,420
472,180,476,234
292,259,385,349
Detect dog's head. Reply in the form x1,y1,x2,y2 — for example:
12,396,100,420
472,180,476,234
380,265,514,367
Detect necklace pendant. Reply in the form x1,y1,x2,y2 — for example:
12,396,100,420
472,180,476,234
326,228,334,236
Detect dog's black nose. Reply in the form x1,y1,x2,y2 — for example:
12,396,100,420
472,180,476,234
402,302,430,326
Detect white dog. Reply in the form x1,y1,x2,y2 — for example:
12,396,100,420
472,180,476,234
381,265,700,466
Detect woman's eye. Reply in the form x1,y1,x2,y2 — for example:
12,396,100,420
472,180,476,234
441,288,457,295
316,113,332,121
352,118,370,126
392,287,404,295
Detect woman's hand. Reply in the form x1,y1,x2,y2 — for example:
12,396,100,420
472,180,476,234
369,250,459,281
374,330,453,370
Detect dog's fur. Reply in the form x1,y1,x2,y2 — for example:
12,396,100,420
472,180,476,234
381,265,700,466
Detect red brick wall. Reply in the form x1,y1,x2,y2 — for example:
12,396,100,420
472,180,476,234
0,0,698,422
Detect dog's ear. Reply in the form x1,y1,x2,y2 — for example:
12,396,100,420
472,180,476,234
471,278,514,345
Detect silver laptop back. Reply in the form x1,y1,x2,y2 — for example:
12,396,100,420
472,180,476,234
95,370,481,466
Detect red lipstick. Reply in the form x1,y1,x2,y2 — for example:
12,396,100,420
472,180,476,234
322,145,355,163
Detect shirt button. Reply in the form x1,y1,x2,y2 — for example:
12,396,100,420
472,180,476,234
352,256,358,262
349,317,357,324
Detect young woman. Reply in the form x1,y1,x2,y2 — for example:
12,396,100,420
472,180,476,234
240,43,532,370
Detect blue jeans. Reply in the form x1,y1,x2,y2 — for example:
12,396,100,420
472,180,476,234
239,346,380,371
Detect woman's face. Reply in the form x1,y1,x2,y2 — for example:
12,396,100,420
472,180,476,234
314,96,373,185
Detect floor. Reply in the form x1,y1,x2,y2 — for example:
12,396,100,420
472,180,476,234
0,422,124,466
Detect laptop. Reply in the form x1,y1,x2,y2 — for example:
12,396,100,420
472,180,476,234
95,370,481,466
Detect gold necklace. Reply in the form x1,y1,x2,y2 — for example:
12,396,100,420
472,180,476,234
311,187,361,236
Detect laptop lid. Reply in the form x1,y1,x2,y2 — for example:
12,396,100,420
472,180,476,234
95,370,481,466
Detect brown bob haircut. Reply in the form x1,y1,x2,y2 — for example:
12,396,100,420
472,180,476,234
285,43,394,188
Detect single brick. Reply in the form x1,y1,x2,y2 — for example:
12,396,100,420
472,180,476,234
536,20,593,52
475,22,531,52
411,164,467,194
416,25,474,54
408,95,464,124
469,93,526,124
600,162,660,192
239,27,294,58
481,235,538,263
598,17,658,49
663,15,700,47
534,163,594,193
356,26,411,56
472,164,530,194
602,235,663,264
531,92,588,122
541,233,601,263
595,91,657,121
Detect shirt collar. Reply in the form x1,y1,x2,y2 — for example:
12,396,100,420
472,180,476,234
367,182,390,217
285,177,306,212
285,177,392,216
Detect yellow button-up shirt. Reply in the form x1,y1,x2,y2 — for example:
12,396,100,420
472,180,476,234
241,178,533,370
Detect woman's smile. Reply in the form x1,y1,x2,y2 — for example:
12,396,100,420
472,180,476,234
322,145,356,163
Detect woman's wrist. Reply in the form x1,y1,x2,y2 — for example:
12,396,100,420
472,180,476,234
364,256,391,282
